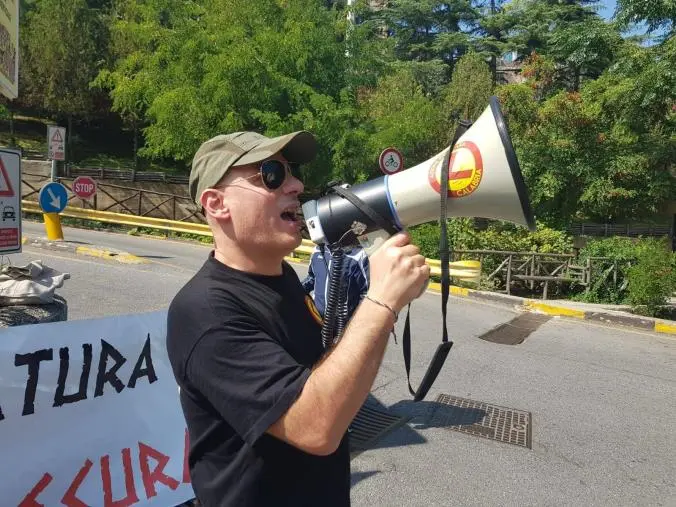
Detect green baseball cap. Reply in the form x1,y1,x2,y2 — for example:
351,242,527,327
189,130,317,204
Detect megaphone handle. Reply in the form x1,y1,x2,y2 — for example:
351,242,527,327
357,229,391,257
358,229,429,299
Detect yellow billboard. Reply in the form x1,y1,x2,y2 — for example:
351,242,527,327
0,0,18,99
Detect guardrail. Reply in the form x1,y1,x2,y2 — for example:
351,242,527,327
22,201,212,237
21,201,471,280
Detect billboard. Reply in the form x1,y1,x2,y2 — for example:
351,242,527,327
0,0,19,99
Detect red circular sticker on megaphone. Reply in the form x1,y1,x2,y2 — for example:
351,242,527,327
428,141,483,198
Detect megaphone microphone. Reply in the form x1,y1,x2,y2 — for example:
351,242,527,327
302,96,536,255
302,96,535,402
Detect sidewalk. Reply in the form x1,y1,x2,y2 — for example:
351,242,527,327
21,235,147,264
426,281,676,336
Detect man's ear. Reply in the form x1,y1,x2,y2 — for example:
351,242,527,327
200,189,230,220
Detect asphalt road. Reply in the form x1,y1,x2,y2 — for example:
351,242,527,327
7,221,676,506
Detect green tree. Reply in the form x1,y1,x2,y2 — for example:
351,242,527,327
93,0,206,168
506,0,599,56
98,0,387,191
380,0,477,74
615,0,675,36
497,36,675,227
441,51,493,123
20,0,109,156
547,16,624,91
473,0,518,83
362,66,446,172
506,0,623,91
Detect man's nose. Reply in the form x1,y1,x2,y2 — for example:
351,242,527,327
284,171,304,194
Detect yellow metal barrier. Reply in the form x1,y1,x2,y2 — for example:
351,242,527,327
22,201,213,237
22,200,481,281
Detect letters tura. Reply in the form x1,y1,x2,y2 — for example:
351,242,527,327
0,334,157,421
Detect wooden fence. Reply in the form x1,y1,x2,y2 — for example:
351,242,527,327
64,165,189,185
22,173,202,223
451,250,621,299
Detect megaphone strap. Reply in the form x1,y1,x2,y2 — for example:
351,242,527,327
403,120,473,402
330,185,400,237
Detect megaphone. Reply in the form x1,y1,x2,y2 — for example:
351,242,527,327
302,96,535,254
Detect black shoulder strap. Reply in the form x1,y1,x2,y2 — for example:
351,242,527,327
402,120,472,402
330,185,400,237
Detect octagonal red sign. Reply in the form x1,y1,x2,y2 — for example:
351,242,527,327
72,176,97,200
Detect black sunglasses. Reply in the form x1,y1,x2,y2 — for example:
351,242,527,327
238,159,302,191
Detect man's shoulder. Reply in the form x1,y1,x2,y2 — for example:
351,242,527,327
166,261,260,374
168,260,249,322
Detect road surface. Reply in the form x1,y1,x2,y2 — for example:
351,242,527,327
5,221,675,506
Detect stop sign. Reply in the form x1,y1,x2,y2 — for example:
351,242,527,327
72,176,97,200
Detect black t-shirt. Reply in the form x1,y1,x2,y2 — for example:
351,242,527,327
166,253,351,507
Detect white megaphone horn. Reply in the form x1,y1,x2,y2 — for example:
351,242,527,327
302,96,536,255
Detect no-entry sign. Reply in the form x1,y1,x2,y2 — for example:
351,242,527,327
72,176,97,200
378,147,404,175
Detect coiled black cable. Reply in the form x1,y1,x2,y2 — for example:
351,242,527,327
335,267,349,340
321,246,345,349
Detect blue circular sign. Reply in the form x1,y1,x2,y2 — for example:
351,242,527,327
39,182,68,213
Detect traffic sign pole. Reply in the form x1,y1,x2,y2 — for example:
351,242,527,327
47,126,66,182
46,126,67,236
39,181,68,241
44,212,63,241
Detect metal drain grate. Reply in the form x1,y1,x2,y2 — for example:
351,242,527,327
349,404,410,453
433,394,532,449
479,313,551,345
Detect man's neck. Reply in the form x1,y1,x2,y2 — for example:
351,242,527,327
213,247,284,276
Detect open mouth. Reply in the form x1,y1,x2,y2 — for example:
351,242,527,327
280,205,301,222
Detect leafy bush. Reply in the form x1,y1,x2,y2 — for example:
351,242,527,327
409,218,572,259
627,239,675,316
573,237,676,308
574,237,640,303
408,222,444,260
409,219,573,290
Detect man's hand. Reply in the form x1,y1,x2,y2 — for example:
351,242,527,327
367,232,430,314
267,232,429,455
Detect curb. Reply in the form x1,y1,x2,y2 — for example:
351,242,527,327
427,282,676,336
22,237,148,264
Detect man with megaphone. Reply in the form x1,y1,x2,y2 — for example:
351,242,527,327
166,130,430,507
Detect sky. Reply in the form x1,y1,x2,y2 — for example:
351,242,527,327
558,0,665,42
595,0,668,42
597,0,617,21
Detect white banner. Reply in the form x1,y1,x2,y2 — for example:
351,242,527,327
0,311,195,506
